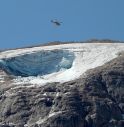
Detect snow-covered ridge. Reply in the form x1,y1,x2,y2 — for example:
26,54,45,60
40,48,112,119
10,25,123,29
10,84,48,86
0,43,124,85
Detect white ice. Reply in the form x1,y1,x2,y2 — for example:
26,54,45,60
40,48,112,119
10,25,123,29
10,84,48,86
0,43,124,86
36,111,62,125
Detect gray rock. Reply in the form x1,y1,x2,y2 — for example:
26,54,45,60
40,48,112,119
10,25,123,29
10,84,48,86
0,53,124,127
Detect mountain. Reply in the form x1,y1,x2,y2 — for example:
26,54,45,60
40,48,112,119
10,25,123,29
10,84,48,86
0,41,124,127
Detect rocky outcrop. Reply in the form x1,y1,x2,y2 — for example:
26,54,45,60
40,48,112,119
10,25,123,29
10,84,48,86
0,55,124,127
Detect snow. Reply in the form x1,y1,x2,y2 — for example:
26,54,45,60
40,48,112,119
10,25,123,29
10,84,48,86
0,43,124,86
48,111,62,118
36,111,62,125
0,75,5,83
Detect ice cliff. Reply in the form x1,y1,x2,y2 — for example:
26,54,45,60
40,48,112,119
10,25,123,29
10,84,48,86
0,50,74,77
0,43,124,85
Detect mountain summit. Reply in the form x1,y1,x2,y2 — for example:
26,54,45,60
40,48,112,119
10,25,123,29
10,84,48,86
0,40,124,127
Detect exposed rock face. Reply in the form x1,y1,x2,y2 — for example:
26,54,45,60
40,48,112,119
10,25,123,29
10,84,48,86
0,54,124,127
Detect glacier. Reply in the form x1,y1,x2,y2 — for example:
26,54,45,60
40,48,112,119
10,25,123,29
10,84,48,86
0,43,124,85
0,50,74,77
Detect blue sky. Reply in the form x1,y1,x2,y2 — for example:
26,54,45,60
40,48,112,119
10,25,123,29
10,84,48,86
0,0,124,49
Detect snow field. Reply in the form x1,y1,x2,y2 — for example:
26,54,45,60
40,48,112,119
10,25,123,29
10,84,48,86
0,43,123,86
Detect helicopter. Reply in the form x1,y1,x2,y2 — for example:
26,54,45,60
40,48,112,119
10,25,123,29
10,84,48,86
51,20,62,26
